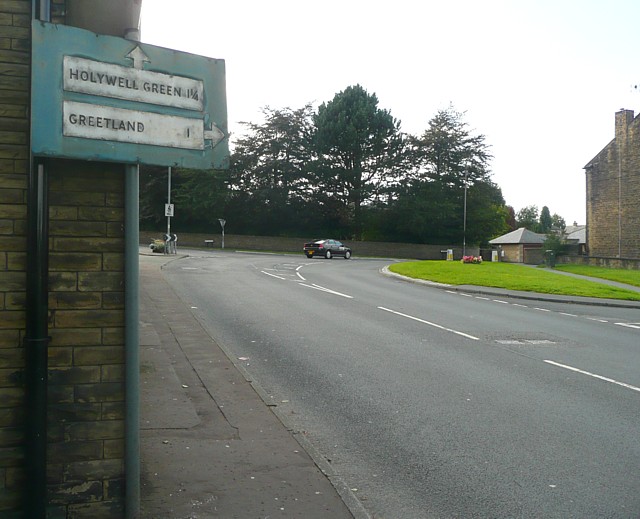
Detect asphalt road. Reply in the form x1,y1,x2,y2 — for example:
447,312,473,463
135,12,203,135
161,250,640,518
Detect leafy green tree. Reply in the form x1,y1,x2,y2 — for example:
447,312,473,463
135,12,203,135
505,205,517,231
314,84,404,238
552,213,566,231
516,205,539,231
539,205,552,233
409,105,492,188
228,105,317,235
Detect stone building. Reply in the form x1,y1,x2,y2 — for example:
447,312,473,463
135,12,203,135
1,1,142,517
488,227,547,264
584,109,640,260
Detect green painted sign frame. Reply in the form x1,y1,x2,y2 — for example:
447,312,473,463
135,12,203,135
31,21,229,169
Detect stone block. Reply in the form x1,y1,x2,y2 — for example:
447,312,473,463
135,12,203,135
73,346,124,366
49,403,102,423
48,366,101,385
48,440,103,464
100,365,124,383
100,402,124,420
0,310,24,329
102,253,124,271
101,328,124,346
48,272,78,291
75,382,124,403
102,292,123,309
78,272,123,292
49,221,107,237
54,309,123,328
48,347,72,367
49,291,101,310
66,420,124,441
0,271,24,291
49,480,103,505
49,328,101,347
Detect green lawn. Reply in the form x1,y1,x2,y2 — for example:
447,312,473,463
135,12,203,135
388,261,640,301
554,264,640,287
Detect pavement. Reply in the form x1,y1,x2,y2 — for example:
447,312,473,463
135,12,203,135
138,251,363,519
138,249,640,518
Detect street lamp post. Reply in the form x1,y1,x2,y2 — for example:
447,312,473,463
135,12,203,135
463,170,468,258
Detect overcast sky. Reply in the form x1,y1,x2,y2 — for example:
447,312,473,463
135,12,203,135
140,0,640,226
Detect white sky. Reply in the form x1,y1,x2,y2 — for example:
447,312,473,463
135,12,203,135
140,0,640,226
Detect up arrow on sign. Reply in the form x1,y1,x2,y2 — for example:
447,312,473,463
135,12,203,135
126,46,150,70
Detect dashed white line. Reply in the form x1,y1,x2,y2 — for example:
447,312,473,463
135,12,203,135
299,283,353,299
587,317,608,323
493,300,510,304
544,360,640,393
534,308,551,312
378,307,479,340
261,270,286,280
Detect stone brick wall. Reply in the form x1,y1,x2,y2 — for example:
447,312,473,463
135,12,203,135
0,0,31,513
140,230,474,260
0,1,128,515
46,161,126,517
586,109,640,259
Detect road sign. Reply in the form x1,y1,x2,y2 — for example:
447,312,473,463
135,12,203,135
31,21,229,169
165,204,174,217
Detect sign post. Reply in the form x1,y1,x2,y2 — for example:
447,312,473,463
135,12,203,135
218,218,226,249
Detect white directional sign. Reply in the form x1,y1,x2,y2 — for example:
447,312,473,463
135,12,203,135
63,56,204,111
63,101,206,149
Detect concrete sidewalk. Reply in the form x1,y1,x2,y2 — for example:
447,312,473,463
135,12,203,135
138,254,358,518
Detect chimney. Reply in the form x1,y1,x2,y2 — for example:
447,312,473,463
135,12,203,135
615,108,634,141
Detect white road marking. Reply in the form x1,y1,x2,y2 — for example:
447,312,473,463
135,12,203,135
261,270,286,280
493,300,510,304
378,307,479,340
544,360,640,393
534,308,551,312
615,322,640,329
560,312,577,317
587,317,608,323
297,271,306,281
299,283,354,299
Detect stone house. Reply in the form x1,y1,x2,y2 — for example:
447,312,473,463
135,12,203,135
489,227,547,264
584,109,640,260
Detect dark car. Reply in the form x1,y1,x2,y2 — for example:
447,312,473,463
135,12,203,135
303,239,352,259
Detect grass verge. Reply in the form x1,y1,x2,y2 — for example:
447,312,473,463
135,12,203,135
388,261,640,301
554,264,640,288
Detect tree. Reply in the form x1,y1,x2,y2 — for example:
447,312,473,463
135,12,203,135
409,105,492,188
229,105,317,234
314,84,404,238
552,213,566,231
516,205,539,231
539,205,552,233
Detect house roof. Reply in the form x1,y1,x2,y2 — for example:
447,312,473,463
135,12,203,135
565,227,586,244
489,227,546,245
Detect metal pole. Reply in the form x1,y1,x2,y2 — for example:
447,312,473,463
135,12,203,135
463,172,468,257
25,2,51,516
124,164,140,519
25,160,49,518
167,166,171,240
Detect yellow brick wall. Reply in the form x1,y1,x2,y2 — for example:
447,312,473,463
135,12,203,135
0,1,127,515
0,0,30,514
